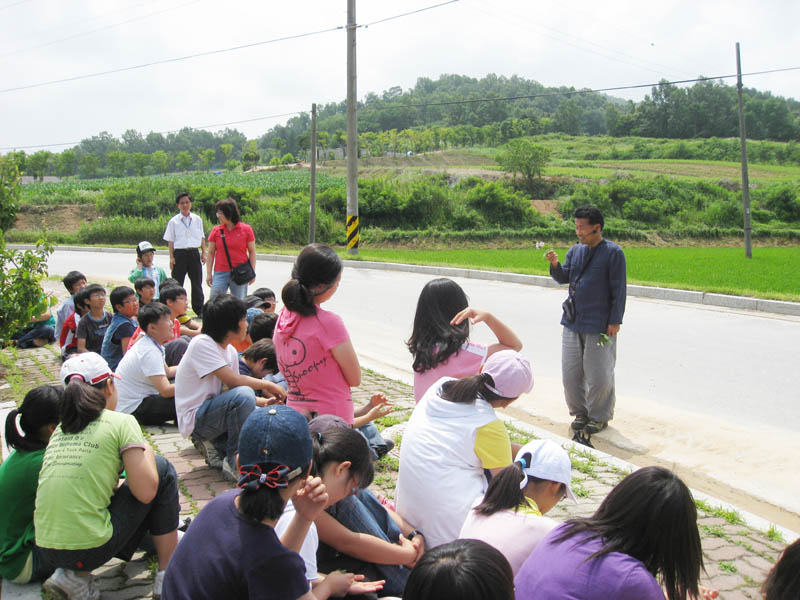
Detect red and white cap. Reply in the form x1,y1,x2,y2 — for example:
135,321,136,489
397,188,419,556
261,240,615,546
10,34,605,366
59,352,121,385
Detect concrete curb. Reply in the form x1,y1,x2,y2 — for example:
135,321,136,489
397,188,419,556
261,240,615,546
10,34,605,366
27,245,800,317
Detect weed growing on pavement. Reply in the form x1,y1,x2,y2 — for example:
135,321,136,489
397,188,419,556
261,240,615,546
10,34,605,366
31,354,53,379
695,499,744,525
702,525,726,537
0,351,26,405
719,561,738,574
503,421,536,445
571,481,590,498
375,411,410,429
766,524,784,542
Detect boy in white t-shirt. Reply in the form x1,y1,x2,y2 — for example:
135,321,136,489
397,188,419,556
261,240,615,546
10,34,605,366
174,294,287,481
115,302,178,425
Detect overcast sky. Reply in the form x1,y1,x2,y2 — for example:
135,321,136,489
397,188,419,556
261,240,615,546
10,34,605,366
1,0,798,152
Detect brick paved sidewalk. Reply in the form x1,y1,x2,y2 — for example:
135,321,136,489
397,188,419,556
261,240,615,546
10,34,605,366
0,346,790,599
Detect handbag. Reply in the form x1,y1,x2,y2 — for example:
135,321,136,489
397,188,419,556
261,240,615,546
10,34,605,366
220,229,256,285
562,246,598,322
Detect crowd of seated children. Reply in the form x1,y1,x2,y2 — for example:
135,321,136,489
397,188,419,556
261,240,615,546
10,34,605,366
100,286,139,370
129,241,167,298
54,271,86,339
35,352,179,600
407,277,522,403
174,294,287,481
127,285,193,366
60,288,90,360
115,302,178,426
0,386,61,585
134,277,156,306
75,284,112,354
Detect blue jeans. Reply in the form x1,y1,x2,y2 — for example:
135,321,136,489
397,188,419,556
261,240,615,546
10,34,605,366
12,321,55,348
210,271,248,300
357,422,390,460
320,489,409,596
193,386,256,467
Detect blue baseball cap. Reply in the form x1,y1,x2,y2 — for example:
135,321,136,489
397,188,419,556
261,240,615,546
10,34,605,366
237,406,312,481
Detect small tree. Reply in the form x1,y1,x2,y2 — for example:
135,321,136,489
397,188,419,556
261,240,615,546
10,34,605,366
151,150,171,175
219,143,234,161
241,141,260,171
107,150,128,177
175,151,193,172
496,138,552,192
27,151,52,181
79,153,100,179
199,148,217,172
224,159,240,171
56,150,78,177
130,152,150,176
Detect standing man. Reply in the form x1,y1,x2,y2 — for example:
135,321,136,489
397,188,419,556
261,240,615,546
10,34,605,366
164,192,206,317
545,205,626,435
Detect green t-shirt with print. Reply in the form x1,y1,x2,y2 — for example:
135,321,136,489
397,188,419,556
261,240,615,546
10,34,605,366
34,410,146,550
0,448,44,580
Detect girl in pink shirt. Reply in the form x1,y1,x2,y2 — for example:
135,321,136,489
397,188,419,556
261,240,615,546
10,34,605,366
407,278,523,402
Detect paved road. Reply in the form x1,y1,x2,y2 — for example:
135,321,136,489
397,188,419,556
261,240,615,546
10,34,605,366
46,248,800,530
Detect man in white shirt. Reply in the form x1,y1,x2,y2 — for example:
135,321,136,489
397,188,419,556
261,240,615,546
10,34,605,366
163,192,206,316
115,302,177,425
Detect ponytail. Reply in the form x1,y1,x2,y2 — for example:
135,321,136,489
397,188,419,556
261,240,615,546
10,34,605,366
238,463,303,522
474,452,540,516
440,373,503,405
282,244,343,316
60,378,107,434
4,385,61,452
311,428,374,490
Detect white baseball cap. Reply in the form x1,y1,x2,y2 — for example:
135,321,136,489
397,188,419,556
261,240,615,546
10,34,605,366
515,439,577,503
60,352,121,385
481,350,534,399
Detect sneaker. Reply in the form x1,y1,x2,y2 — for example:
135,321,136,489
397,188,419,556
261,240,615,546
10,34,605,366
374,439,395,459
584,420,607,434
221,459,239,483
42,568,100,600
191,434,223,469
153,570,165,599
570,414,589,431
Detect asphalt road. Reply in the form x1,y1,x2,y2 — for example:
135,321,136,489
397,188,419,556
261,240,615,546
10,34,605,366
46,248,800,530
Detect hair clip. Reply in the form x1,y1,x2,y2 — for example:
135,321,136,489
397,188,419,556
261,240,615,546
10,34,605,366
316,432,323,442
68,374,85,383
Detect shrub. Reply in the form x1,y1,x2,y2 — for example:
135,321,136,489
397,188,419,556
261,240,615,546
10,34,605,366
465,181,542,227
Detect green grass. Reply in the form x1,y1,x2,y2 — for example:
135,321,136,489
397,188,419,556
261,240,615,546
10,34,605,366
696,499,745,525
719,561,738,574
766,524,785,542
344,247,800,302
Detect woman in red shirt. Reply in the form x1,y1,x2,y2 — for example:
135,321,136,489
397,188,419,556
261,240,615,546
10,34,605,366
205,197,256,300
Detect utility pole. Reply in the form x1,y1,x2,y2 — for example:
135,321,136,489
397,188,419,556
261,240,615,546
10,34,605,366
735,42,752,258
345,0,359,255
309,103,317,244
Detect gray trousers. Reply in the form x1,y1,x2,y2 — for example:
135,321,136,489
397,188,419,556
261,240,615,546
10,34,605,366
561,328,616,422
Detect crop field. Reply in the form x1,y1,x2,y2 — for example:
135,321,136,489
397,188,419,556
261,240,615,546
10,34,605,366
343,247,800,301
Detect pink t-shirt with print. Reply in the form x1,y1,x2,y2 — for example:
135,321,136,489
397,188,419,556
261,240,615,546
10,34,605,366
413,341,488,402
273,306,353,423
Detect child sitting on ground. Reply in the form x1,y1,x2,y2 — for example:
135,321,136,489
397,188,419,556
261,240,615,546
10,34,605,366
251,287,277,312
129,241,167,299
134,277,156,306
76,284,112,354
60,288,90,360
248,311,278,343
11,300,56,349
115,302,178,426
100,286,139,370
0,385,61,585
54,270,86,342
127,286,194,366
161,278,201,332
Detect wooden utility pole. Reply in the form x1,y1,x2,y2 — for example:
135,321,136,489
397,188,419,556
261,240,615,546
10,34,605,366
736,42,752,258
345,0,359,255
309,103,317,244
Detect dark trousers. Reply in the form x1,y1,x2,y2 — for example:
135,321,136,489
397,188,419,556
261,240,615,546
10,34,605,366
172,248,204,316
132,394,177,426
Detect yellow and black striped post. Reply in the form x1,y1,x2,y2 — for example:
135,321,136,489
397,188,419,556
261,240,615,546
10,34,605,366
346,214,359,254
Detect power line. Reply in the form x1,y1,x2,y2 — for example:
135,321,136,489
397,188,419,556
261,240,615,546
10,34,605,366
361,0,459,27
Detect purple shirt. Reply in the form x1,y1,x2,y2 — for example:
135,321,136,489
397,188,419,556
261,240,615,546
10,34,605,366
514,524,664,600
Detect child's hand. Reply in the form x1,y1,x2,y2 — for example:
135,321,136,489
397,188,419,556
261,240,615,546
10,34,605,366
397,534,418,567
321,571,355,597
255,395,283,407
348,575,385,595
451,307,490,326
292,476,328,522
366,393,394,421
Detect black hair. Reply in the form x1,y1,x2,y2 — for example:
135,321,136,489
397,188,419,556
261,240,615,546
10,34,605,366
159,285,187,304
248,312,277,343
73,288,91,315
63,271,86,294
109,286,136,313
762,537,800,600
407,278,470,374
311,427,374,491
474,454,540,516
243,339,278,373
252,287,275,301
138,302,172,334
281,244,343,317
134,277,156,292
403,539,514,600
201,294,246,343
60,378,112,434
215,197,241,225
159,277,180,293
553,466,702,600
4,385,62,452
82,284,106,308
573,205,605,229
440,373,504,404
238,463,308,522
176,192,191,204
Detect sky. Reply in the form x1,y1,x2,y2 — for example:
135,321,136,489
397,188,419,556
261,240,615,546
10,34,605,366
0,0,798,152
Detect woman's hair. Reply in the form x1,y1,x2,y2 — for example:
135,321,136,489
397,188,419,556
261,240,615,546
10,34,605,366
4,385,62,452
553,466,702,600
474,452,544,516
201,294,247,343
281,244,343,316
407,278,470,374
215,197,241,225
761,537,800,600
403,539,515,600
60,378,111,434
311,427,374,490
238,463,307,522
440,373,504,404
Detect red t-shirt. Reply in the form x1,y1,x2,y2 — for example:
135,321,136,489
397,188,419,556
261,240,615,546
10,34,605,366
208,222,255,272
